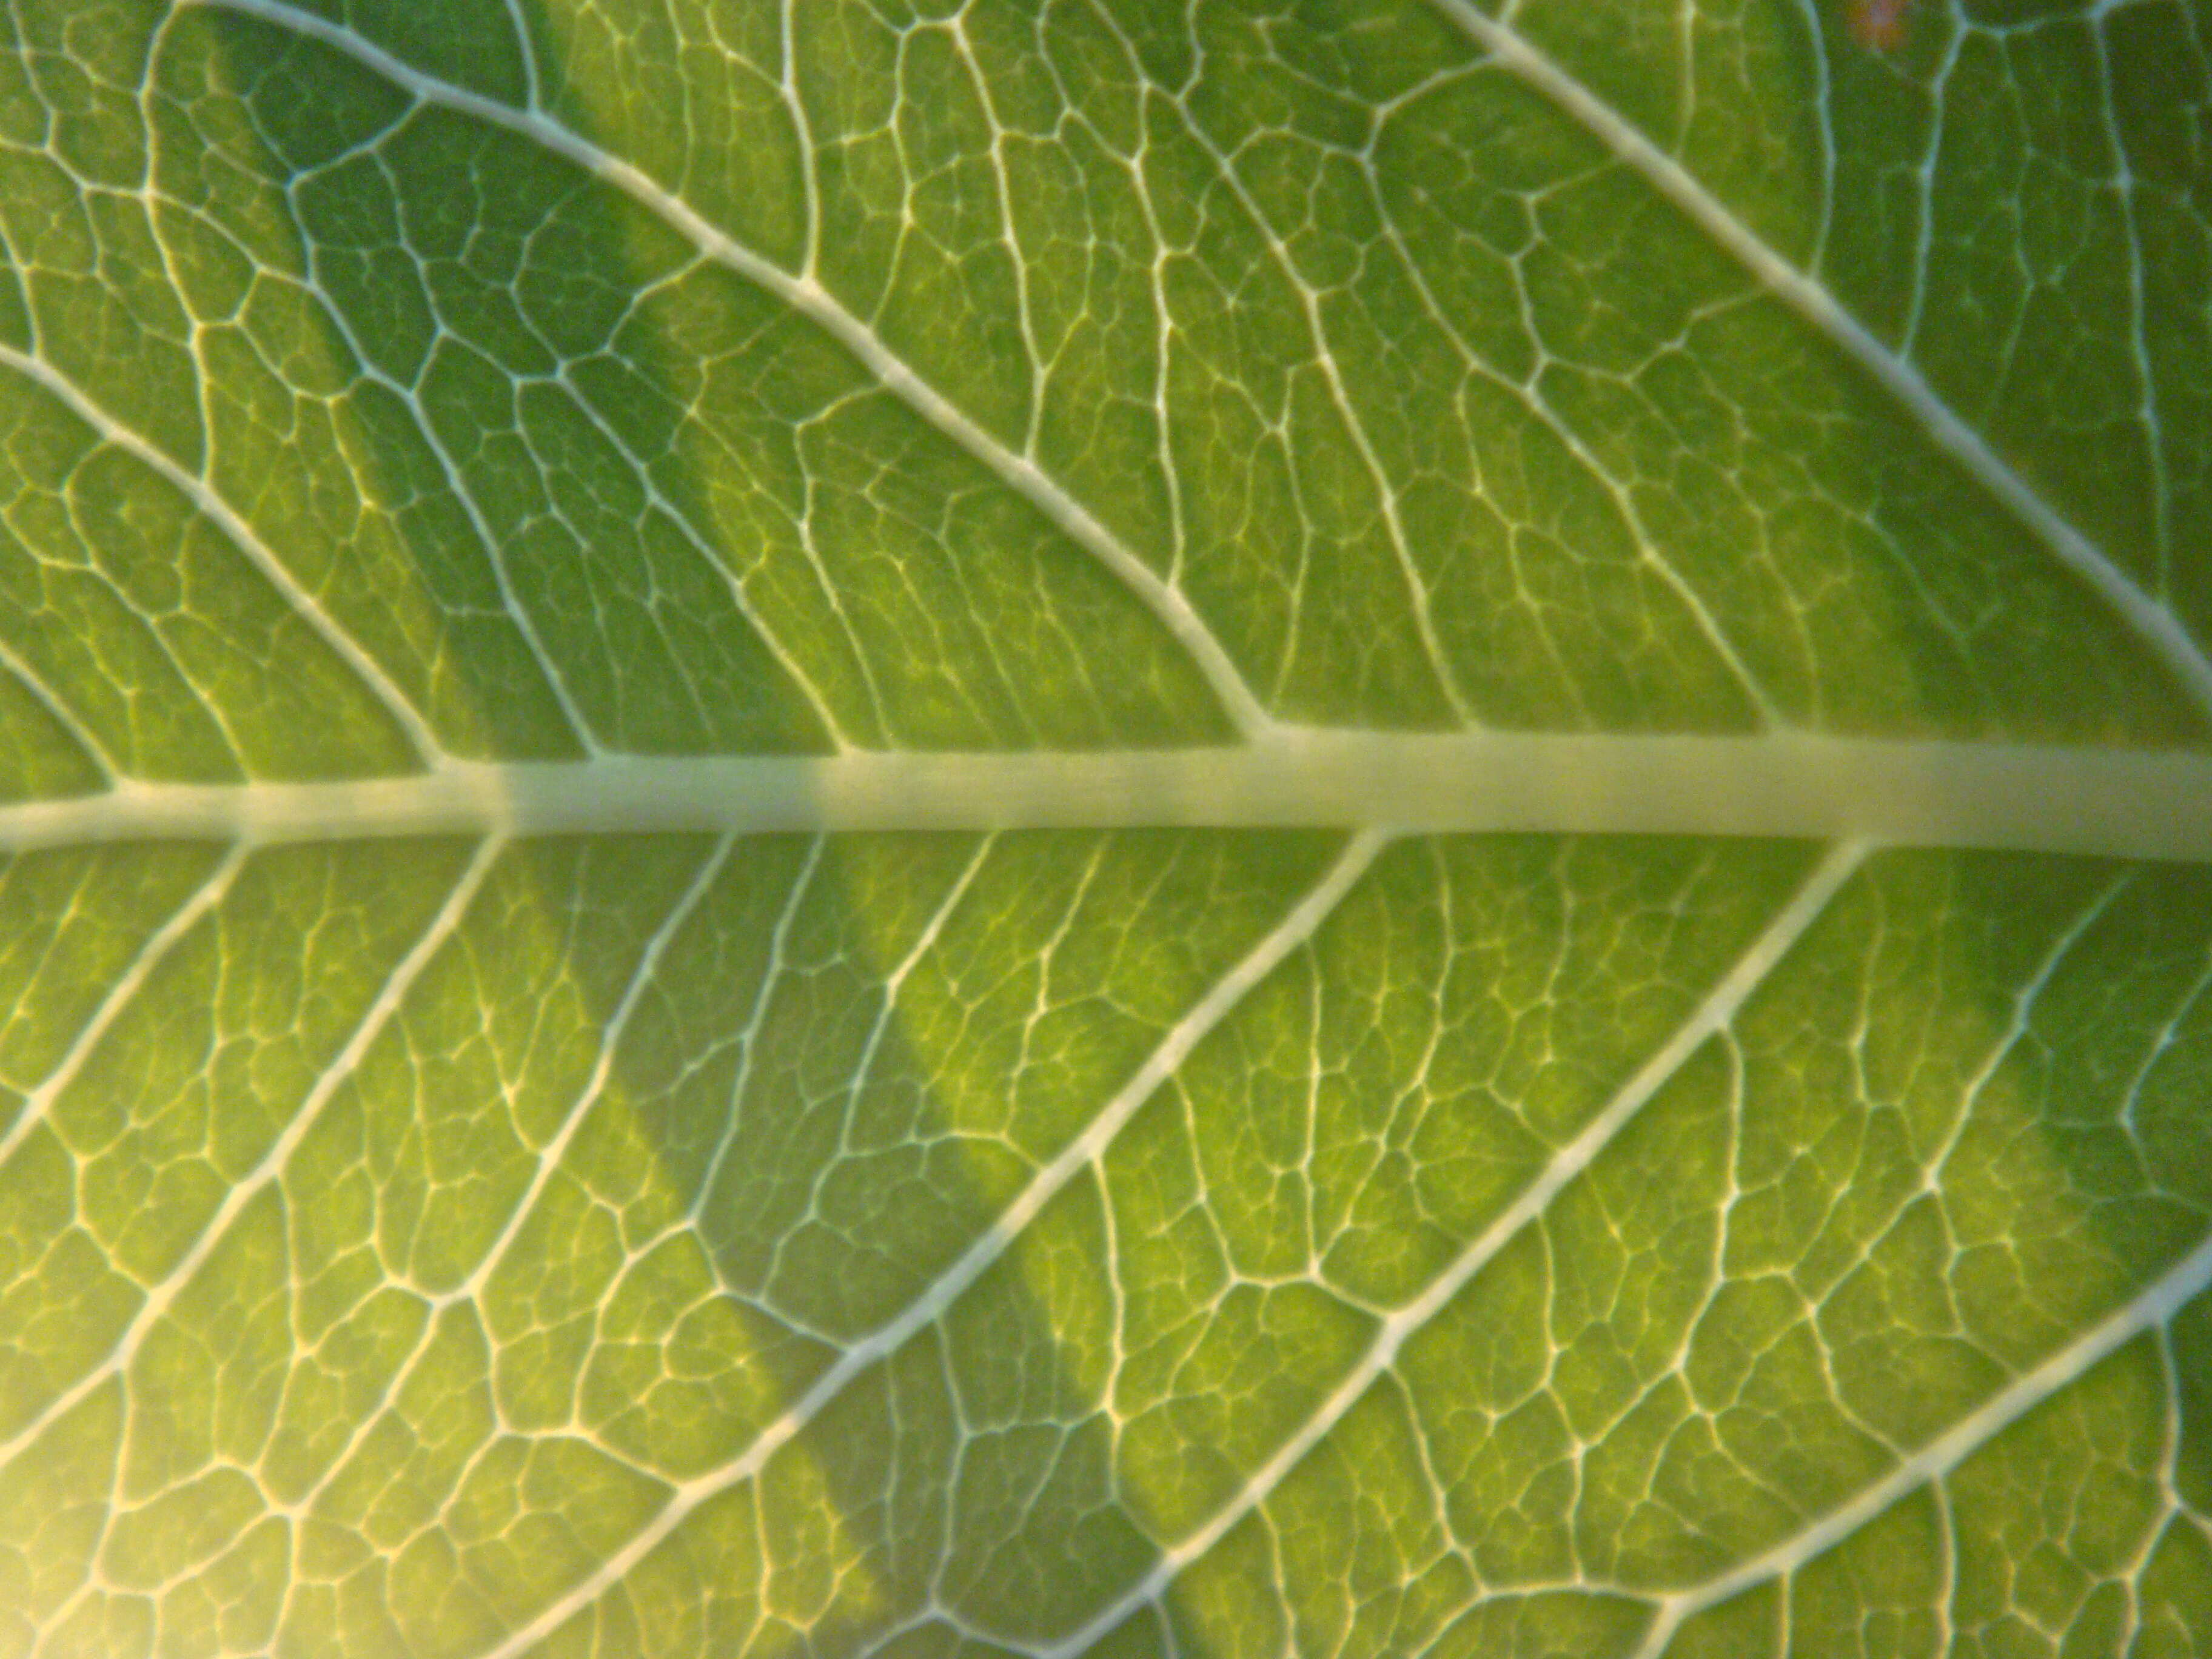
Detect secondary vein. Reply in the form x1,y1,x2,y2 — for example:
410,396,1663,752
192,0,1277,742
1422,0,2212,728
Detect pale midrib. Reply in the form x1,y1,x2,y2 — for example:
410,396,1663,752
1425,0,2212,726
3,734,2209,860
9,18,2199,1658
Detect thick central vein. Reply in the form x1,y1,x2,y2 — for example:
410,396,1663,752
2,734,2208,860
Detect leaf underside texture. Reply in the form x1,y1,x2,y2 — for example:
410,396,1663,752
0,2,2209,1657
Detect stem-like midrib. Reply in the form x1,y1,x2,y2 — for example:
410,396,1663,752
3,733,2208,861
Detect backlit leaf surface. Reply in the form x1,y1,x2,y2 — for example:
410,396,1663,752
0,2,2208,1656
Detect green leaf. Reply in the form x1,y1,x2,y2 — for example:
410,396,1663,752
0,1,2208,1656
